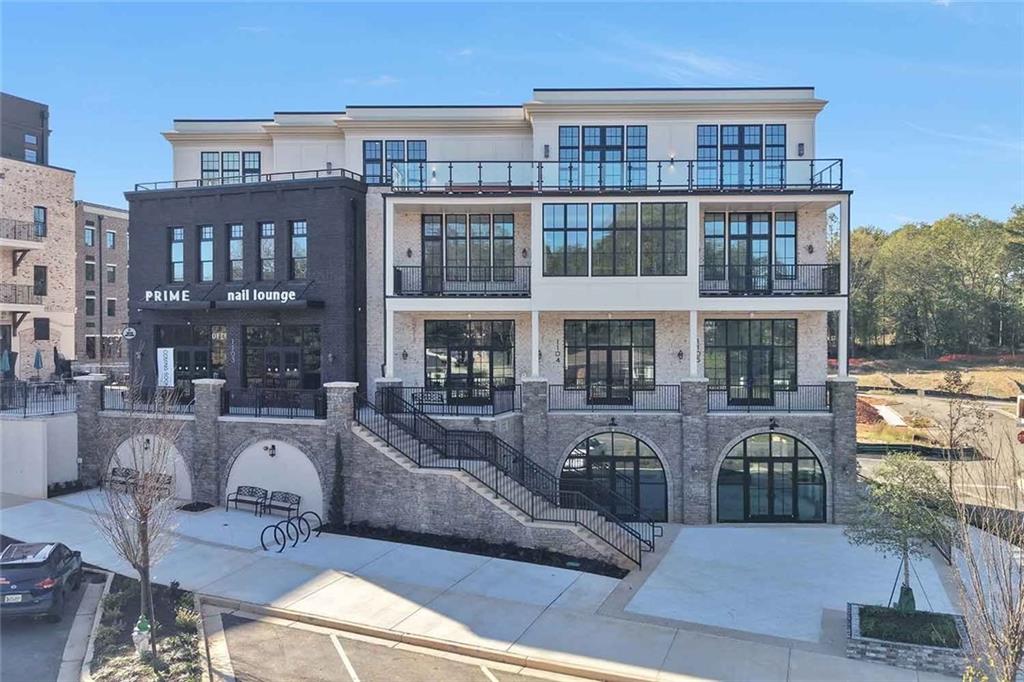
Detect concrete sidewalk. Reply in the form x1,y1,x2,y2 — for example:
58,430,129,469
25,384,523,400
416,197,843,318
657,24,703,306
0,493,955,681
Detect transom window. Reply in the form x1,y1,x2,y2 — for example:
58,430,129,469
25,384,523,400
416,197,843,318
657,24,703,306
717,433,825,522
560,432,667,522
564,319,655,404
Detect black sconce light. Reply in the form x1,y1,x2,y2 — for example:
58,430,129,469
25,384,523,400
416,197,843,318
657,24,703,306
806,244,815,255
406,248,413,258
401,349,409,361
608,417,617,430
768,417,779,431
264,444,277,458
677,349,685,361
143,437,151,451
543,144,550,159
431,167,437,180
521,248,528,258
798,143,805,157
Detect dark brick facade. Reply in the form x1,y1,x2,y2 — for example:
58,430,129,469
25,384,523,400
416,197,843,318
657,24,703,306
124,175,367,389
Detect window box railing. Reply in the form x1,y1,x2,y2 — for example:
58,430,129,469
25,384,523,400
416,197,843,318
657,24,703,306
393,266,530,297
548,384,680,412
699,264,840,296
133,167,363,192
101,384,195,414
0,283,44,306
222,387,327,419
0,380,77,417
0,218,45,242
391,159,842,193
707,384,832,413
378,385,521,416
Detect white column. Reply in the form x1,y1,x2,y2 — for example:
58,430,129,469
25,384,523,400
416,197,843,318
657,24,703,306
384,198,395,297
686,200,700,280
384,305,395,378
688,309,699,377
838,304,849,377
531,309,540,377
839,196,850,295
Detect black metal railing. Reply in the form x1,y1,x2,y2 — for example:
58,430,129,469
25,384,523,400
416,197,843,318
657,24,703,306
707,384,832,413
356,389,657,567
548,384,680,412
391,159,843,193
0,381,77,417
393,266,531,297
134,167,363,191
222,387,327,419
379,385,521,416
699,264,840,296
101,384,195,414
0,218,45,242
0,283,44,306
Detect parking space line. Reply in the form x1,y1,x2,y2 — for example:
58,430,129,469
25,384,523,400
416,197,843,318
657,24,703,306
481,665,500,682
330,633,361,682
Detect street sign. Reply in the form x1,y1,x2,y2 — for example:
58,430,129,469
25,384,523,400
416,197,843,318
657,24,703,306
121,326,137,340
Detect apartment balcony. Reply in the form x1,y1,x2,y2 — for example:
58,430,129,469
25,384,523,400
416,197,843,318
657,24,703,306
393,266,531,297
0,283,44,310
707,384,832,413
699,264,840,296
0,219,46,249
548,384,680,412
390,159,843,194
378,385,521,416
132,167,362,192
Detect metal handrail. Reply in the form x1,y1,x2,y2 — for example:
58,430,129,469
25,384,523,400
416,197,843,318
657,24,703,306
548,384,680,412
0,218,45,242
387,385,521,416
393,266,531,297
699,263,840,296
0,381,77,417
222,387,327,419
134,167,364,191
706,384,832,413
356,389,656,566
0,283,44,306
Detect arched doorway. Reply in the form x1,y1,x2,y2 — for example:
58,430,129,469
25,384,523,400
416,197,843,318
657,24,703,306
559,432,667,522
225,440,324,516
716,433,825,523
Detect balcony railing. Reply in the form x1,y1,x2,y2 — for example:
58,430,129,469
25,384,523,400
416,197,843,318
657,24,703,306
134,167,363,192
101,385,195,414
393,266,530,297
377,385,521,416
548,384,680,412
222,387,327,419
0,381,77,417
0,218,45,242
699,264,840,296
707,385,832,413
0,283,43,306
391,159,843,194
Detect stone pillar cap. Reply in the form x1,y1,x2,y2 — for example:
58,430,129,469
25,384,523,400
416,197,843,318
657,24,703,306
374,378,403,384
680,377,709,383
826,376,858,384
324,381,360,389
521,376,549,383
192,378,227,386
74,374,108,382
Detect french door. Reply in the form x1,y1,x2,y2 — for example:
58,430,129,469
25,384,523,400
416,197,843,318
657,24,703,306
422,216,443,294
172,348,208,396
727,347,773,406
259,346,301,388
745,459,795,521
721,125,763,188
728,213,771,293
587,347,632,404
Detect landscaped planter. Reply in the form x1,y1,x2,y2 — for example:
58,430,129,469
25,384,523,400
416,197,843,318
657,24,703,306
846,603,970,676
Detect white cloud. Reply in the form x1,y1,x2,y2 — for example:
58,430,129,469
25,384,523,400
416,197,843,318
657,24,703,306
905,122,1024,153
592,35,761,84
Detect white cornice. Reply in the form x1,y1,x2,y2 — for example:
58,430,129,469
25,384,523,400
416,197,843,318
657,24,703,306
334,119,531,135
524,100,828,118
162,131,272,144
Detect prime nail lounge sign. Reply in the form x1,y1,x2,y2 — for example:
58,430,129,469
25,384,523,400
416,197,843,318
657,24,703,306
140,286,317,309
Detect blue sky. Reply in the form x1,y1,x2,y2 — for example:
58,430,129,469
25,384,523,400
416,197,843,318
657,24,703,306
2,2,1021,228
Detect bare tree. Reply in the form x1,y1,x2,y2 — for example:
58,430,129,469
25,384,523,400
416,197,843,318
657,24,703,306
929,370,990,497
91,381,189,659
952,434,1024,682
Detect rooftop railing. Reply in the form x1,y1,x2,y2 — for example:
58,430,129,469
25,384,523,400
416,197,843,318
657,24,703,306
134,167,363,192
391,159,843,194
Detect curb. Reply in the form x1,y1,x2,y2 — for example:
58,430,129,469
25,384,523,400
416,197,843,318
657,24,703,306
79,569,114,682
194,593,212,682
201,594,658,682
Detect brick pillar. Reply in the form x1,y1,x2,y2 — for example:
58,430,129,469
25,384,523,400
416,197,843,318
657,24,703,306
828,377,859,523
324,381,359,524
680,378,710,524
74,374,107,486
373,377,403,412
520,377,549,461
191,378,225,505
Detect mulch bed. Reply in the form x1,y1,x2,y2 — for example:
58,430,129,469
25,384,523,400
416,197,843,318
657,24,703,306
856,398,883,424
859,605,961,648
176,502,214,513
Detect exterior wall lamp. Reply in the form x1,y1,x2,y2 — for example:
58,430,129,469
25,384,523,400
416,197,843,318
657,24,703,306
401,350,409,361
768,417,779,431
521,248,528,258
676,349,685,361
143,437,151,451
406,248,413,258
264,444,277,458
798,143,805,157
608,417,617,430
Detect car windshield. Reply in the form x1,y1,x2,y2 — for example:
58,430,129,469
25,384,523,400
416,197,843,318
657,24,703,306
0,543,51,564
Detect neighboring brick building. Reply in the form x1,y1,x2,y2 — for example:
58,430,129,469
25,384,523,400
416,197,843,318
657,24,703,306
0,93,49,165
75,201,129,370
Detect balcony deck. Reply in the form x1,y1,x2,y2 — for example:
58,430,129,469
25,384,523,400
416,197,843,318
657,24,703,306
699,264,840,296
393,266,530,297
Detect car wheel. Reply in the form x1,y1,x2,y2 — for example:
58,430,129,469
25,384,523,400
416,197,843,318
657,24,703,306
46,590,64,623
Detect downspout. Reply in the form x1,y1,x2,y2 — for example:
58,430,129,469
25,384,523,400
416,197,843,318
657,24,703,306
380,193,388,379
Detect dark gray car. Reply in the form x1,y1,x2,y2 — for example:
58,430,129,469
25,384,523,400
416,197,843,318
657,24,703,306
0,543,82,622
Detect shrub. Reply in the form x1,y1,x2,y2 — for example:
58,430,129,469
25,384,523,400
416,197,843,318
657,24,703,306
174,606,199,633
859,606,961,648
92,624,120,655
102,589,130,614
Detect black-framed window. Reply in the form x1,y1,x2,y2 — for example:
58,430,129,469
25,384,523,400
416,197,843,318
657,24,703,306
703,212,726,280
407,140,427,185
591,203,637,276
258,222,275,280
641,202,687,276
564,319,655,391
85,257,95,282
696,125,719,187
228,223,244,281
106,265,116,284
721,124,762,187
424,320,515,395
106,298,116,317
105,230,116,250
582,125,624,188
157,324,228,388
704,319,798,396
34,317,49,341
774,212,797,279
717,433,825,523
543,204,588,276
765,124,786,186
84,223,95,247
24,148,37,163
242,152,261,182
33,206,46,238
243,324,321,389
221,152,241,182
469,214,491,281
201,152,219,181
626,125,647,187
289,220,307,279
385,140,405,182
169,227,184,283
33,265,47,296
558,126,580,187
198,225,214,282
85,294,96,316
363,140,383,184
445,214,467,281
560,432,667,522
492,214,514,281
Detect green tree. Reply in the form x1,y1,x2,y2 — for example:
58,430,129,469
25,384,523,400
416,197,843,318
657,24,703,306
849,226,888,348
845,453,952,613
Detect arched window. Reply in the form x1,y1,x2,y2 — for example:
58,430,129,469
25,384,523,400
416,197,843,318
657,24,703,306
560,432,667,522
717,433,825,523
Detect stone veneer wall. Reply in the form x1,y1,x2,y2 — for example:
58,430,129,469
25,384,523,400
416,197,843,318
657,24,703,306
846,603,969,676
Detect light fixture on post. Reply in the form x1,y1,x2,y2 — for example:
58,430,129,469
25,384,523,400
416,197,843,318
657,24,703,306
263,444,277,458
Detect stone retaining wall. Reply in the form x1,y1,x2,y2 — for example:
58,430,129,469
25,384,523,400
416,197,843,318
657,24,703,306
846,603,969,676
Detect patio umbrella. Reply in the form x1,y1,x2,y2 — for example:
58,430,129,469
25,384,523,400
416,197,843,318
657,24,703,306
33,349,43,378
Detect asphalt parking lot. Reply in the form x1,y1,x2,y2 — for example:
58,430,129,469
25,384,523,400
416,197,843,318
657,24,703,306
0,581,86,682
221,613,573,682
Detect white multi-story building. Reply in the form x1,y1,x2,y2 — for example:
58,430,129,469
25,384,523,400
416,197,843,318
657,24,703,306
153,87,856,533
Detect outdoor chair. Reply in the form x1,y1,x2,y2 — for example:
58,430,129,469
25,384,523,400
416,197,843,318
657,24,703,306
263,491,301,519
104,467,138,492
226,485,268,516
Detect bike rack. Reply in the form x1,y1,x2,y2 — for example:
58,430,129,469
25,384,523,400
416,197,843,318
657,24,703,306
259,511,324,552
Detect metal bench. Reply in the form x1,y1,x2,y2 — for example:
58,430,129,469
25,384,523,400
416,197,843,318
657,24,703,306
263,491,301,519
104,467,137,492
226,485,268,516
141,472,173,497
